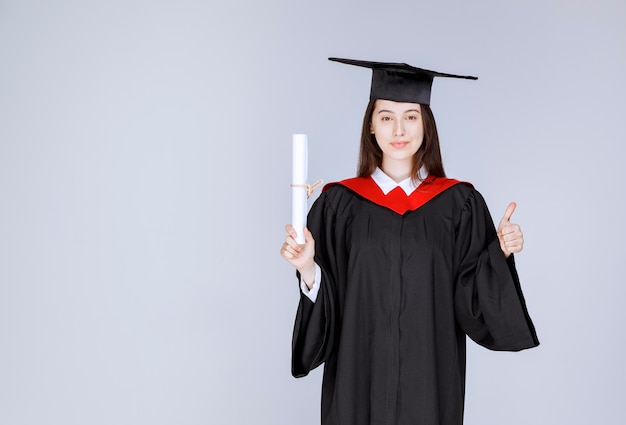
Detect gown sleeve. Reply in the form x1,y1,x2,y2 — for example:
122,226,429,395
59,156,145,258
291,193,341,378
454,189,539,351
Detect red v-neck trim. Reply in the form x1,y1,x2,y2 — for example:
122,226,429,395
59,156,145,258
323,175,467,215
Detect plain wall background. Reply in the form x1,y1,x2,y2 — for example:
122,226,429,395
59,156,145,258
1,0,624,424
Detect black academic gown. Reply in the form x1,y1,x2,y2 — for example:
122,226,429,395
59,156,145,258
291,176,539,425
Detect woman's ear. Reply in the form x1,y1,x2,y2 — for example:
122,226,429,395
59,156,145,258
370,122,374,134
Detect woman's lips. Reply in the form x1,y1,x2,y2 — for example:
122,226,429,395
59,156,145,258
391,142,409,148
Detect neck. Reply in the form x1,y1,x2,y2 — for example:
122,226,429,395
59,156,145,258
380,159,412,183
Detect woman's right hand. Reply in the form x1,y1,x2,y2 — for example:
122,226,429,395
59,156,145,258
280,224,316,288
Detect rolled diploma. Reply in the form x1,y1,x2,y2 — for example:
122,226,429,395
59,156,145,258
292,134,308,244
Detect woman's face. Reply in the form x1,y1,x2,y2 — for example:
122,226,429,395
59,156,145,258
370,99,424,168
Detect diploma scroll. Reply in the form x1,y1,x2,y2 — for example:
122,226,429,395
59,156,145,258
292,134,308,244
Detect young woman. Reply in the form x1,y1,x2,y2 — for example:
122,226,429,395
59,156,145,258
280,57,539,425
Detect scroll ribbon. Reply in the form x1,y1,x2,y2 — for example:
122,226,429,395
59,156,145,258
290,179,324,198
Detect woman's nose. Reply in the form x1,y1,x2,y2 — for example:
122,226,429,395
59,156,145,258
393,121,405,136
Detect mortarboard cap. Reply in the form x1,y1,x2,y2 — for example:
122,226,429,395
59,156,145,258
329,57,478,105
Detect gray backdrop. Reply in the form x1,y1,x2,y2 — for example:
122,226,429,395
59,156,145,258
1,0,624,424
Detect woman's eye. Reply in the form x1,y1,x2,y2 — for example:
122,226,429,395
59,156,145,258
407,115,417,120
381,116,392,122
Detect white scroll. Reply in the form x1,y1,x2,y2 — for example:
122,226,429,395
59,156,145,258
291,134,308,244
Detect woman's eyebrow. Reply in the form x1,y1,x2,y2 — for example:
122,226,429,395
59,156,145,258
376,109,420,114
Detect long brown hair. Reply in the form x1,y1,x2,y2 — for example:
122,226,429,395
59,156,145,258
357,99,446,181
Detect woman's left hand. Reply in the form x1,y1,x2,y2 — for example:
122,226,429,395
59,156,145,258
497,202,524,258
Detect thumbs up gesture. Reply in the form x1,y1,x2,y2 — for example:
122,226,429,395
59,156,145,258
497,202,524,258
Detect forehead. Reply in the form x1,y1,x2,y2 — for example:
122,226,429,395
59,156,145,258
374,99,421,112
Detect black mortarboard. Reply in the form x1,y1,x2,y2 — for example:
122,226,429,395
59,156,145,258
329,57,478,105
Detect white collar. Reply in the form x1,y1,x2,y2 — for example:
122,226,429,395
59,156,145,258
371,167,426,196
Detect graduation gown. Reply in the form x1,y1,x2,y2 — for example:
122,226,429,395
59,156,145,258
291,175,539,425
